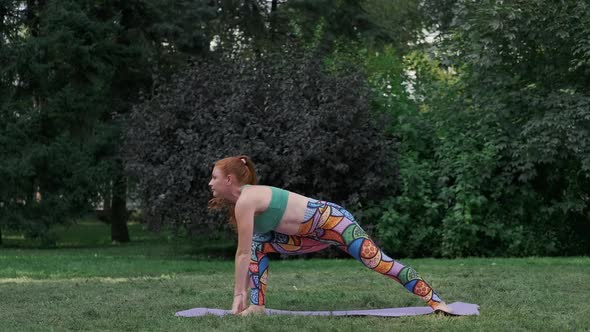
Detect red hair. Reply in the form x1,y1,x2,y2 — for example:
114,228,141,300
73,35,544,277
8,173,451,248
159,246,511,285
208,155,257,228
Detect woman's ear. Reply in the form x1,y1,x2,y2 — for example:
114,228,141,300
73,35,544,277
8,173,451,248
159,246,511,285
226,174,233,185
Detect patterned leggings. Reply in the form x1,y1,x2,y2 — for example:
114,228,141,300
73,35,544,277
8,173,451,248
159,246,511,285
248,200,444,308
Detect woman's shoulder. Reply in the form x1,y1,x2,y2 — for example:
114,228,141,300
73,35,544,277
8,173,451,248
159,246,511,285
240,184,265,191
237,185,272,209
240,185,296,199
241,185,294,195
240,184,281,190
239,185,311,206
239,184,272,197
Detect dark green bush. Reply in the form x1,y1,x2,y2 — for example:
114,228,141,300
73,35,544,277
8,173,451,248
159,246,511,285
123,45,397,234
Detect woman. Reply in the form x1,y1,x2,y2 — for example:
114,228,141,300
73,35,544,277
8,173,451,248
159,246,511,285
208,155,451,316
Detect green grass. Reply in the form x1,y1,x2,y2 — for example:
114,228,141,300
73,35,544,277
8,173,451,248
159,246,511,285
1,222,589,331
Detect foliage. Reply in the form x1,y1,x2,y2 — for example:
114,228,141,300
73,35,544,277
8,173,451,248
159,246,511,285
281,0,375,42
2,0,589,258
123,44,397,233
0,0,123,244
0,0,215,243
360,0,423,52
374,0,590,257
280,0,425,52
419,0,458,34
447,0,590,256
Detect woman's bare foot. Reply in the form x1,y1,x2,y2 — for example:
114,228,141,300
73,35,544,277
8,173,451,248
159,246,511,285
432,302,453,315
239,305,266,316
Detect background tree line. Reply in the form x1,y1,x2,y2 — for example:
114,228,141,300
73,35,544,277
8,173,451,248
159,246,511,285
1,0,588,257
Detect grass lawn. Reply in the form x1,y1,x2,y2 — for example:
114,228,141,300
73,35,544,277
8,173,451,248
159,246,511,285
1,221,589,331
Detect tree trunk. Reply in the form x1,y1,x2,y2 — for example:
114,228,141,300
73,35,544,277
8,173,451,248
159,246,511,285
101,182,112,223
270,0,278,40
27,0,46,37
111,161,129,243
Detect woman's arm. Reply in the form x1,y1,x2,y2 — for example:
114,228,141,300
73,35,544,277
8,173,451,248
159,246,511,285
232,194,255,313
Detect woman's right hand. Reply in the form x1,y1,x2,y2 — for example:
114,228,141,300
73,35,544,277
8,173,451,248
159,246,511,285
231,292,248,315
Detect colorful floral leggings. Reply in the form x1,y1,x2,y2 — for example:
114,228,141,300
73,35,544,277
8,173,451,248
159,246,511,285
248,200,444,308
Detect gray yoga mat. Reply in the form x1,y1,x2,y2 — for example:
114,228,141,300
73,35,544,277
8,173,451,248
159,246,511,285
175,302,479,317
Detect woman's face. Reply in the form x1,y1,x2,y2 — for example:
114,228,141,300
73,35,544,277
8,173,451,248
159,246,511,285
208,167,228,198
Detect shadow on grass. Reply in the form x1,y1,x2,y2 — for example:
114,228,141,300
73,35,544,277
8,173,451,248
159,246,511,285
1,218,237,259
1,217,354,261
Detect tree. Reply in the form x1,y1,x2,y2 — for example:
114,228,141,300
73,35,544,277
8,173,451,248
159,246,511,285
0,1,25,245
0,0,121,244
446,0,590,255
374,0,590,257
104,0,215,242
0,0,216,244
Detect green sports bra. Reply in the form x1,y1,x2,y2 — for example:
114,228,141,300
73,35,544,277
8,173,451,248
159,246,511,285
240,185,289,233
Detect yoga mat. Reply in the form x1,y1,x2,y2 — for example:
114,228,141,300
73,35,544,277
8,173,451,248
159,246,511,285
175,302,479,317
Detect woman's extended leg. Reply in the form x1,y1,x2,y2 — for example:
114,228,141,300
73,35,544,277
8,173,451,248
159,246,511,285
299,200,447,311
